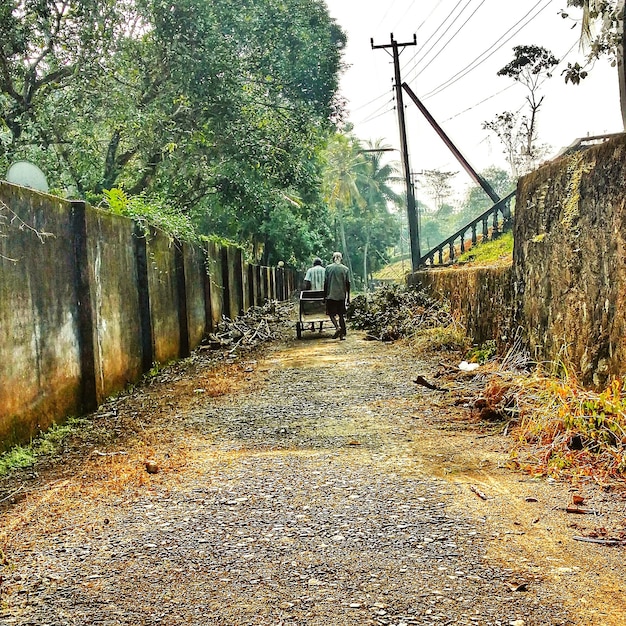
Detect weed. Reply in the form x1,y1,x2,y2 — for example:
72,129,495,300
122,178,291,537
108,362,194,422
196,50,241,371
507,371,626,480
409,325,469,355
466,340,498,364
0,417,90,478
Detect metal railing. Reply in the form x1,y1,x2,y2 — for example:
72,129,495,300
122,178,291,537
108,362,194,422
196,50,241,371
418,191,516,267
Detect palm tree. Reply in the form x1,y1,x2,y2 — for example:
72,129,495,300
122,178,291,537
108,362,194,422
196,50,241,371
357,140,402,292
321,133,366,277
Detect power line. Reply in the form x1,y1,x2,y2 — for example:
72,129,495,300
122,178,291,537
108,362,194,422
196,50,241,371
412,0,489,81
358,105,398,126
375,0,400,30
403,0,484,82
400,0,467,75
350,89,392,113
439,40,578,125
356,90,396,125
419,0,554,101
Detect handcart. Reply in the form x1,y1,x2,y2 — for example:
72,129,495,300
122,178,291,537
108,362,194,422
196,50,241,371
296,290,329,339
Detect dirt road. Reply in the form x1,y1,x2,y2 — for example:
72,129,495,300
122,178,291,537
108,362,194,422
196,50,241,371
1,328,625,625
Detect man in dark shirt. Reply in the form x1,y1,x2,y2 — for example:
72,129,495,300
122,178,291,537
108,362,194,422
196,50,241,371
324,251,350,340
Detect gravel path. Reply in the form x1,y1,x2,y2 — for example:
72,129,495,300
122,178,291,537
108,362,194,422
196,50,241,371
0,329,617,625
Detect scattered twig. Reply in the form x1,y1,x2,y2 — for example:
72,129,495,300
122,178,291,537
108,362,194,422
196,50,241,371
93,450,128,457
0,485,25,505
573,536,625,546
469,485,488,500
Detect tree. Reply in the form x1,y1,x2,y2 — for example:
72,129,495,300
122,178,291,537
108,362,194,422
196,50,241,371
560,0,626,128
320,132,366,276
484,45,558,176
353,140,401,290
483,113,525,177
419,170,457,211
0,0,346,266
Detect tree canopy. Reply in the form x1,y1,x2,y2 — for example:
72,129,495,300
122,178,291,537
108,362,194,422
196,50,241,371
0,0,348,265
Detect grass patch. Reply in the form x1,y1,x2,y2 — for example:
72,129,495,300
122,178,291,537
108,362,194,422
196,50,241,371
0,417,90,477
457,231,513,265
478,367,626,481
408,325,470,355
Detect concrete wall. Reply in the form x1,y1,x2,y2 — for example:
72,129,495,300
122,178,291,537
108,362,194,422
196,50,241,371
411,133,626,388
206,240,225,330
0,188,83,446
86,206,143,403
0,182,294,449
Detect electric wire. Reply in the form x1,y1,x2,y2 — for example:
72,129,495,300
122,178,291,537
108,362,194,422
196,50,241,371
403,0,485,81
400,0,467,75
440,39,577,124
419,0,554,101
359,106,397,126
375,0,400,30
350,88,393,113
356,90,396,125
411,0,489,81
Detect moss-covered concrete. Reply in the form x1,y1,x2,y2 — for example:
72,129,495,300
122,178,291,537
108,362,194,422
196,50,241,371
86,206,143,402
0,185,83,447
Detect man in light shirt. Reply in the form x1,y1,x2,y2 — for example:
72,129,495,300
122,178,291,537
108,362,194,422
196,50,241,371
303,257,325,291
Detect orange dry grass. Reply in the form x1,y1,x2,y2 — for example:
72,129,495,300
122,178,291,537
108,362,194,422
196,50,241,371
496,371,626,484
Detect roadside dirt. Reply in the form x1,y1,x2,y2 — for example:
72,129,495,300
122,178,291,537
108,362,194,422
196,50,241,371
1,322,625,625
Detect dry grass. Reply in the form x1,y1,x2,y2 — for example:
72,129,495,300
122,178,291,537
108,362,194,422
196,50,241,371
406,323,470,356
478,367,626,483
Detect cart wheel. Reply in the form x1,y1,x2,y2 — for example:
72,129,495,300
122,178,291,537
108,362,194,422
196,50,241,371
296,322,302,339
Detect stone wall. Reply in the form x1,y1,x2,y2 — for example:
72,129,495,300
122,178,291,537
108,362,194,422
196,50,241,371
514,134,626,387
408,264,514,348
411,133,626,388
0,182,293,449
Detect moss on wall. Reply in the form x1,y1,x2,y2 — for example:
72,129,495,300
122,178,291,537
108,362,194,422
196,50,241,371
514,134,626,387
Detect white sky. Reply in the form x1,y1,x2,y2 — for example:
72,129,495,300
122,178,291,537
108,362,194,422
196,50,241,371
324,0,623,198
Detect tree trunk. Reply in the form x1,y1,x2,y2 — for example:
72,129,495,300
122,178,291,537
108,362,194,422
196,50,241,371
338,211,353,279
617,0,626,131
363,238,369,296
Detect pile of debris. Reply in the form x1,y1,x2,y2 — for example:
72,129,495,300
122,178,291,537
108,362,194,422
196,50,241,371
349,285,454,342
202,300,293,355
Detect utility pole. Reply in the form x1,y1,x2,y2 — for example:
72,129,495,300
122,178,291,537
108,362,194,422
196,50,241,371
371,33,420,272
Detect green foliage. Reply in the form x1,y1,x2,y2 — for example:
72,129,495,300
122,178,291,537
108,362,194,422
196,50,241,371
102,188,198,242
457,231,514,264
560,1,621,84
321,134,402,285
486,46,558,177
0,0,345,267
0,417,89,477
465,339,498,364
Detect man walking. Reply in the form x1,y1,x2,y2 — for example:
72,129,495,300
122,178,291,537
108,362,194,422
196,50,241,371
324,251,350,340
303,257,325,291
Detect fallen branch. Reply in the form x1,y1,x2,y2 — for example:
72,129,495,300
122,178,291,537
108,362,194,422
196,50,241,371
573,536,625,546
